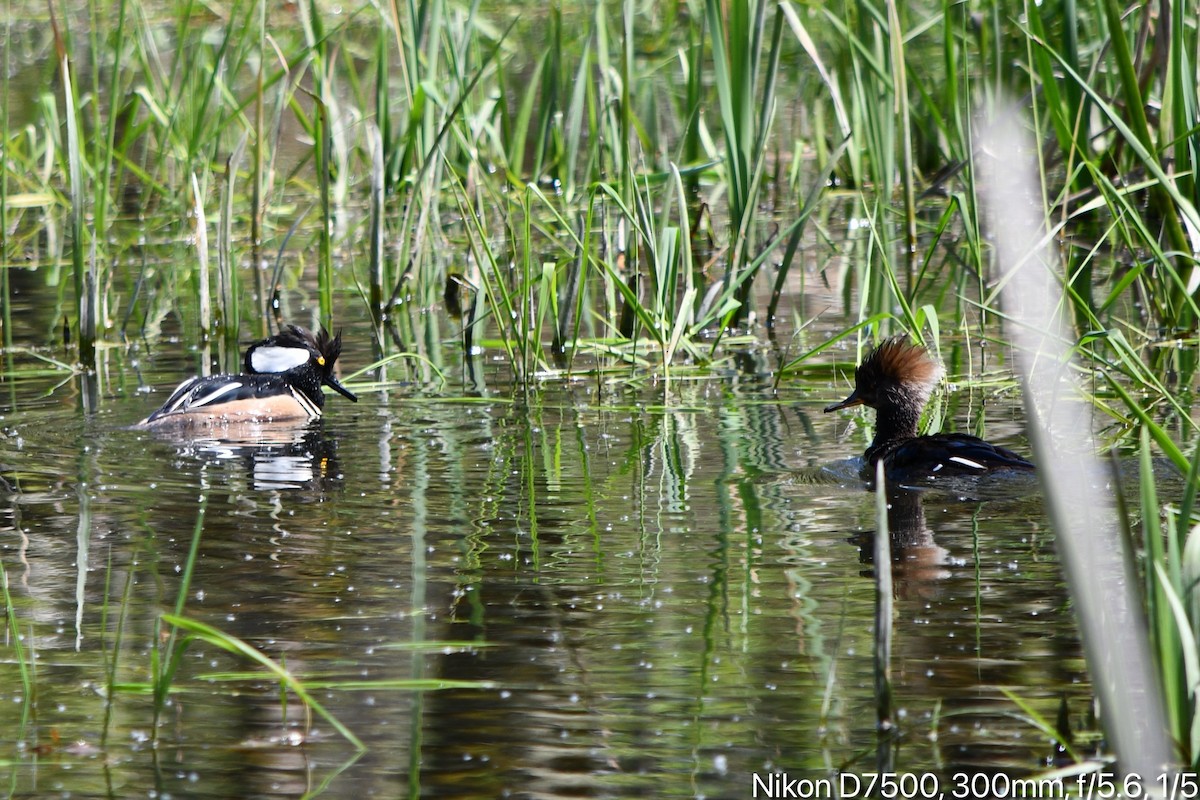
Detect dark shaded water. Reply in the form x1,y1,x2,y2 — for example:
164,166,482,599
0,336,1093,798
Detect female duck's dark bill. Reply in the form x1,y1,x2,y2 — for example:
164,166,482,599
824,389,863,413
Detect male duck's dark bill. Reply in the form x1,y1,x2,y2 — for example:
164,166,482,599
824,388,863,413
325,374,358,402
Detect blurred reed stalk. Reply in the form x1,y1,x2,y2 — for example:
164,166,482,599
101,552,138,749
191,173,212,348
873,461,894,774
219,135,247,360
249,0,269,337
152,494,207,740
0,564,34,747
300,0,335,329
982,105,1174,777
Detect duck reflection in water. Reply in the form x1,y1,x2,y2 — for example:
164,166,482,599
134,325,358,492
149,423,346,493
849,488,951,596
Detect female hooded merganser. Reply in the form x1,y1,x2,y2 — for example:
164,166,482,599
824,336,1034,482
137,325,357,427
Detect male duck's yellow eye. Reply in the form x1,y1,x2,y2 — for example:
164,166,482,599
317,356,326,366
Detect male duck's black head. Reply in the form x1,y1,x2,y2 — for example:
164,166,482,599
244,325,358,407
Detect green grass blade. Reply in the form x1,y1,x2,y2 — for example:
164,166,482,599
162,614,366,751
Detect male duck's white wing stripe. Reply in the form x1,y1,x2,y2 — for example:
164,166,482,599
288,386,322,418
159,376,202,415
187,381,244,410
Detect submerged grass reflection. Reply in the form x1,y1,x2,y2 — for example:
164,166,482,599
0,564,32,749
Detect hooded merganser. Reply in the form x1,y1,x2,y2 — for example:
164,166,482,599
137,325,357,428
824,336,1035,482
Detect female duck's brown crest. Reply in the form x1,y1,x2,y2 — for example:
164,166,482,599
824,336,942,412
823,335,1036,477
859,337,942,389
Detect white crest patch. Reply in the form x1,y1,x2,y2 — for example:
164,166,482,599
250,345,311,373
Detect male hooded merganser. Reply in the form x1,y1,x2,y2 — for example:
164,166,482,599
137,325,357,427
824,336,1034,482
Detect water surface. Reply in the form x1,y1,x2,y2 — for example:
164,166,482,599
0,353,1090,798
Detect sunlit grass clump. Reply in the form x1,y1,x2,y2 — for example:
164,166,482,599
2,0,1196,389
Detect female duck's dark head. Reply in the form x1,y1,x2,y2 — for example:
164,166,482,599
824,337,942,445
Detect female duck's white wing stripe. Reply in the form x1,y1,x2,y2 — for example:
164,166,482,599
250,345,310,373
948,455,986,471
